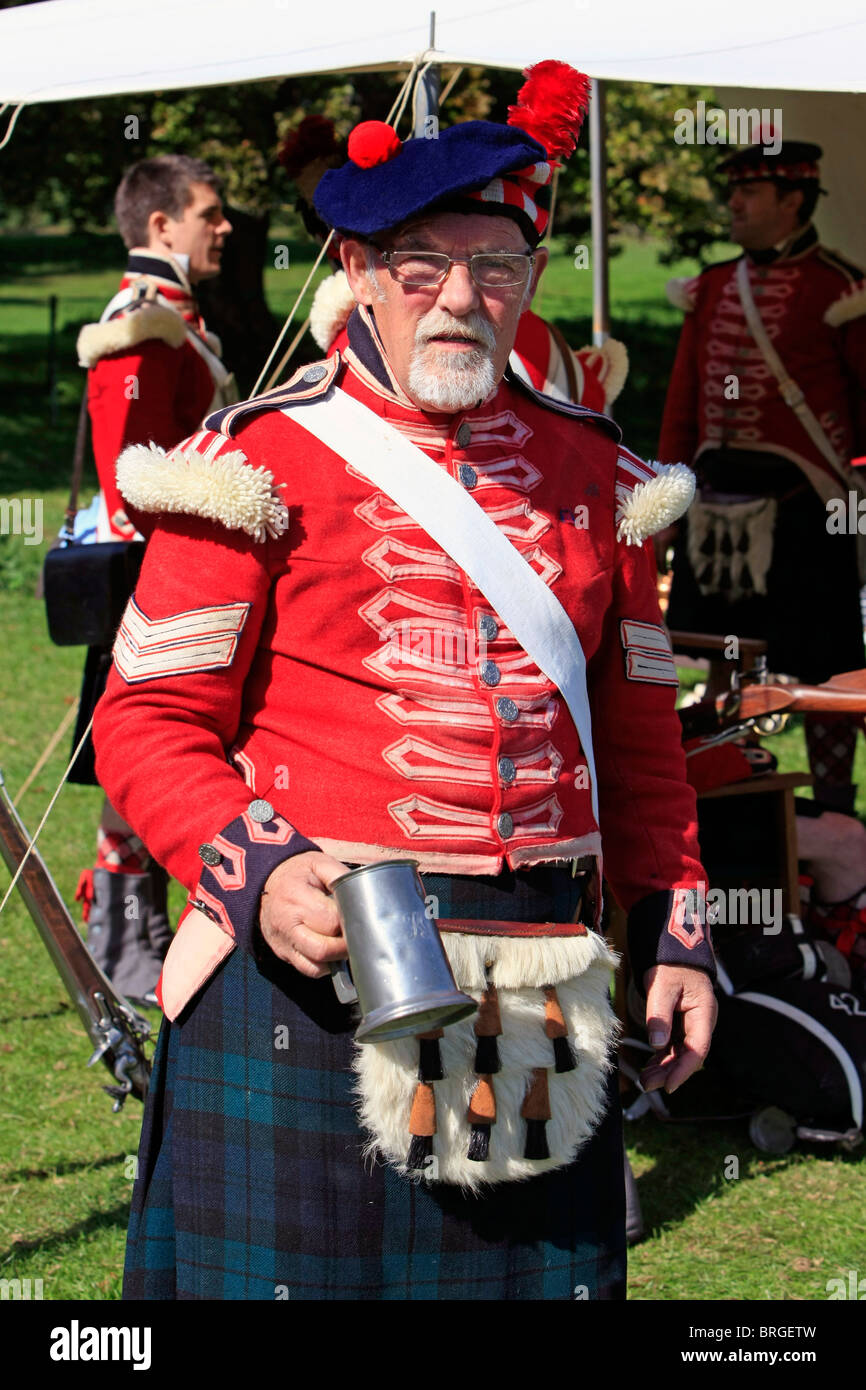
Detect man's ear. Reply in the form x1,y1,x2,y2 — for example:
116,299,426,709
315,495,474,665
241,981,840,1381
147,208,171,251
526,245,548,307
780,186,805,223
341,238,376,307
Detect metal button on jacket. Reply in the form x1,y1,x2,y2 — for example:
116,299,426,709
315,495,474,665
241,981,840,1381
480,661,501,687
479,614,499,642
303,364,328,384
498,756,516,785
456,421,472,448
248,799,275,824
497,812,514,838
198,843,222,867
458,463,477,489
496,696,519,722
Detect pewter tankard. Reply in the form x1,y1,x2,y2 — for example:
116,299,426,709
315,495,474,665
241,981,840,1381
329,860,477,1043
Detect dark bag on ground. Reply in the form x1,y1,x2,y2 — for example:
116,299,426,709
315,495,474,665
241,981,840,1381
707,918,865,1143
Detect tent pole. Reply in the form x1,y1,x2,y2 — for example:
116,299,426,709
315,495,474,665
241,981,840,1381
413,11,440,135
589,76,610,346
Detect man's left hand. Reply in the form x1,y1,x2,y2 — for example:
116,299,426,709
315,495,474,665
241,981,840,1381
639,964,717,1094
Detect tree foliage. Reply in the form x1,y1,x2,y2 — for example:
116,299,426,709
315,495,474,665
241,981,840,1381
0,43,729,263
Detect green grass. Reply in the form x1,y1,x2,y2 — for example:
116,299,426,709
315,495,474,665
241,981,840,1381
0,230,863,1302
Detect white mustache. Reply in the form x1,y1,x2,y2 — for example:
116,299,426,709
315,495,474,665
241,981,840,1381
415,311,496,353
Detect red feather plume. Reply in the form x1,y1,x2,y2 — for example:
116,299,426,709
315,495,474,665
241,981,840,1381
507,60,591,161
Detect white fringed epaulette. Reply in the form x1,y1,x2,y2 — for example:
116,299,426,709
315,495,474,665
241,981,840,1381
615,446,695,545
115,436,289,543
824,278,866,328
665,275,699,314
77,303,188,367
309,269,357,352
575,337,629,409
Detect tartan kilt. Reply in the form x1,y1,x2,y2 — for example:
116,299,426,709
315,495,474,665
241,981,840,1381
123,870,626,1301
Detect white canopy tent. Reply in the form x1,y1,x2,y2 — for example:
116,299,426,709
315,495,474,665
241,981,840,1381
2,0,865,100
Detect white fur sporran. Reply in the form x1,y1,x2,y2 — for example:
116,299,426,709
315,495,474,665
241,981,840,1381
352,929,619,1189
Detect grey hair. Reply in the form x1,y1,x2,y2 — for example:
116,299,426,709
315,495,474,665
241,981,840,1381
362,244,387,302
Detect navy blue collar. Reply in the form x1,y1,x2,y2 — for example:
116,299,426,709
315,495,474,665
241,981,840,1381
345,305,396,394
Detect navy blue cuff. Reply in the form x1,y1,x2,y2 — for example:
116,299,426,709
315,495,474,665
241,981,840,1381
627,888,717,992
190,799,320,956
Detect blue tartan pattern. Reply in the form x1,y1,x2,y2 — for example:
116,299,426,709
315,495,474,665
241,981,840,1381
124,869,626,1300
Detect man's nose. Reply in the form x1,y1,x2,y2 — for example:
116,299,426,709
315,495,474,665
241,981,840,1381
435,261,480,316
220,216,233,237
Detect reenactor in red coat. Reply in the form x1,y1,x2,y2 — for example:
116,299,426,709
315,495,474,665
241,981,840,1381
96,65,716,1301
659,138,866,813
72,156,234,1002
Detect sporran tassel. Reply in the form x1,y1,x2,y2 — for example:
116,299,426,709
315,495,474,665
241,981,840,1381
417,1028,444,1082
524,1119,550,1160
466,1075,496,1163
407,1080,436,1172
473,1035,499,1074
552,1035,577,1073
406,1133,433,1170
473,981,502,1075
521,1067,551,1161
543,985,577,1073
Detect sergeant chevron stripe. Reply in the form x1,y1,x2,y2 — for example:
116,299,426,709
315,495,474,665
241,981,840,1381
113,597,250,684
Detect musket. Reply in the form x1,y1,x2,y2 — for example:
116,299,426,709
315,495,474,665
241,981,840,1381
0,769,151,1110
719,668,866,721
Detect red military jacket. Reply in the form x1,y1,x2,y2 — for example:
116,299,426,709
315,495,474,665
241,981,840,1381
94,305,710,984
658,225,866,493
76,249,233,539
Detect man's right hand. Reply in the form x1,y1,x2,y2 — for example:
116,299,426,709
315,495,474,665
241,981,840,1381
259,850,349,977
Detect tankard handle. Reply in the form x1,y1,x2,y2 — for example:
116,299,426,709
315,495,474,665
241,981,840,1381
325,879,359,1004
330,958,359,1005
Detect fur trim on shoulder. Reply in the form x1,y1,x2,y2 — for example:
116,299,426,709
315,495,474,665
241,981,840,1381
77,303,188,367
616,459,695,545
665,275,698,313
599,337,628,407
824,279,866,327
575,338,629,409
115,440,289,542
309,270,357,352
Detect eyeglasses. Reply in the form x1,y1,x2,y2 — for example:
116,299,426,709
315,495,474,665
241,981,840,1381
374,248,535,289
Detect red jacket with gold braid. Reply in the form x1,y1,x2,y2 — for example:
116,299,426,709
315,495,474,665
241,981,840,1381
94,306,710,985
76,250,231,539
658,226,866,490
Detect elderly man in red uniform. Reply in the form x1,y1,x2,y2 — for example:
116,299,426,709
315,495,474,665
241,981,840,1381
95,64,715,1300
659,138,866,816
72,155,233,1003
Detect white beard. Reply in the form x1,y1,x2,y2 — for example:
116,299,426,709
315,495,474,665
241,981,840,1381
407,307,498,412
407,345,496,412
